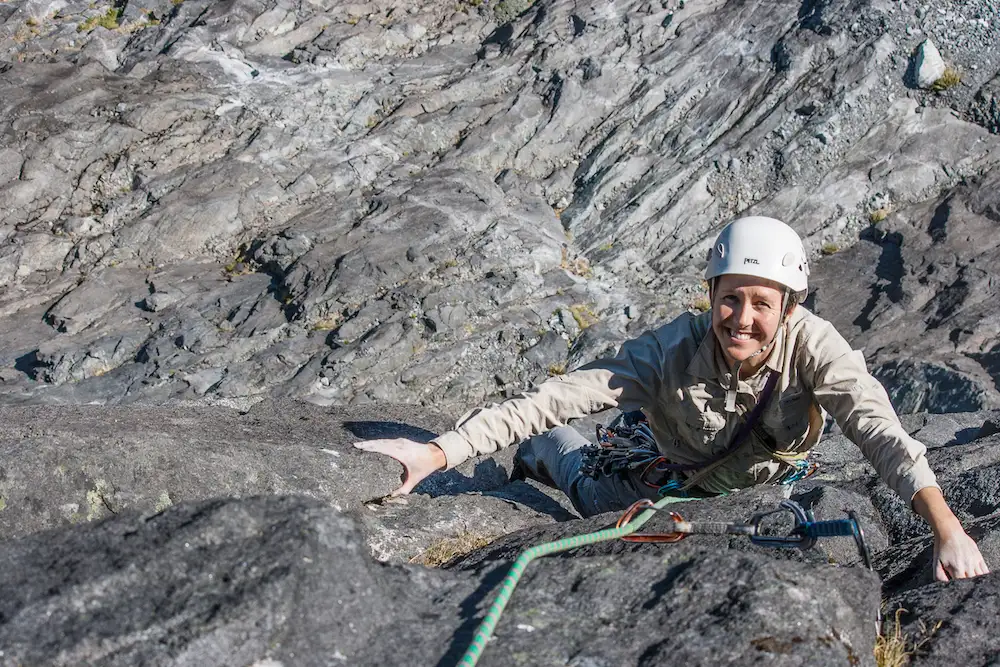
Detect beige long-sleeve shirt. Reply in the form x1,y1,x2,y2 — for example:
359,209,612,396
432,307,939,506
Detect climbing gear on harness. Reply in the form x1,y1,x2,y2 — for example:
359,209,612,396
580,371,783,494
456,496,873,667
578,411,662,481
777,458,820,485
615,498,873,571
705,216,809,297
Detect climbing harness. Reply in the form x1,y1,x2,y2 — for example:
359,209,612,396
457,497,873,667
579,374,818,496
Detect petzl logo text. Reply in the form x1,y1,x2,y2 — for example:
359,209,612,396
744,257,759,265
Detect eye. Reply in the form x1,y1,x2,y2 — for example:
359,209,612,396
755,301,772,309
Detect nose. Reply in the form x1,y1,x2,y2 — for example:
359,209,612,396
735,300,754,328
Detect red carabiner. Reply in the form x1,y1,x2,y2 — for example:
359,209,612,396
616,499,686,543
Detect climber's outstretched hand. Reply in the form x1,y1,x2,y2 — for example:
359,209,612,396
934,528,990,581
353,438,447,496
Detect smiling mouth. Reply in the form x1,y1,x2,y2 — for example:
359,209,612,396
727,328,756,341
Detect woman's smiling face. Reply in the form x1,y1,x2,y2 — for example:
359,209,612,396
711,274,791,371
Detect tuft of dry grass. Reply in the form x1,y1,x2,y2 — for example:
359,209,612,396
310,313,343,331
821,242,840,255
869,206,892,224
560,247,592,278
691,296,711,312
410,532,494,567
223,244,258,278
931,67,961,92
78,6,120,32
568,303,599,329
874,608,942,667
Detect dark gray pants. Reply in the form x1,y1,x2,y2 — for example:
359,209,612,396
517,426,662,518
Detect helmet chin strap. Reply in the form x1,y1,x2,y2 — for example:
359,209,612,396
723,289,790,413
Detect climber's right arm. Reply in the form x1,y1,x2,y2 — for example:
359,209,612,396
352,317,689,495
429,324,672,470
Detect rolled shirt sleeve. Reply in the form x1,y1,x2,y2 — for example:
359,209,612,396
431,326,668,470
802,320,940,507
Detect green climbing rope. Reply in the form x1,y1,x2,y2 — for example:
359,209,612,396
457,494,697,667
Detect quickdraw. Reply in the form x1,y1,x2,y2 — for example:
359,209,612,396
616,498,873,570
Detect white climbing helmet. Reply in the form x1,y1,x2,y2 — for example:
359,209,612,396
705,216,810,300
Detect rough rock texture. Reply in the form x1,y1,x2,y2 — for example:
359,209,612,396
0,494,881,667
2,0,1000,662
0,0,998,412
452,483,886,571
0,400,537,549
0,403,998,665
360,481,573,563
885,572,1000,666
809,171,1000,414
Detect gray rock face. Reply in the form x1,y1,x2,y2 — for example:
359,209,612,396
0,400,525,544
0,402,998,665
360,481,572,563
809,172,1000,414
885,570,1000,667
0,494,881,667
0,495,478,667
452,483,883,571
0,0,997,412
970,71,1000,134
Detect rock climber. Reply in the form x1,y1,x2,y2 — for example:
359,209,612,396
354,216,989,581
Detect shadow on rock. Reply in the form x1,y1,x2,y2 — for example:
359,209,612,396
343,419,440,443
413,455,518,498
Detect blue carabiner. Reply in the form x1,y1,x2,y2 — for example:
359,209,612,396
748,501,873,570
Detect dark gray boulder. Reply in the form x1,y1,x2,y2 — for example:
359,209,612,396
451,484,882,571
360,480,573,563
0,495,477,667
0,494,881,667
